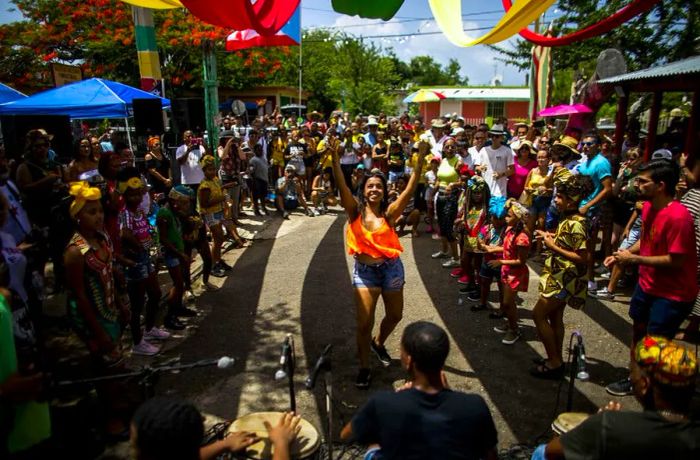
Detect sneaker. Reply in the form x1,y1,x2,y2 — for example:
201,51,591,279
371,341,392,367
458,285,478,295
467,291,481,302
282,211,290,220
211,266,226,278
600,271,611,280
144,327,171,340
457,275,470,285
164,316,185,330
587,280,597,292
502,329,521,345
184,290,196,302
441,258,460,268
493,322,510,334
313,209,321,217
355,368,371,389
431,251,449,259
132,339,160,356
218,260,233,271
450,268,464,278
306,208,315,217
605,377,633,396
593,287,615,300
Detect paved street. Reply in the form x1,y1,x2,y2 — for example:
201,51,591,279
105,207,645,458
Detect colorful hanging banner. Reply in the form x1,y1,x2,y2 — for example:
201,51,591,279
530,29,552,120
502,0,661,47
180,0,300,35
429,0,555,47
133,6,164,96
226,4,300,51
120,0,182,9
331,0,405,20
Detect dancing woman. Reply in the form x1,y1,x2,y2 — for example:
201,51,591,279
331,140,428,389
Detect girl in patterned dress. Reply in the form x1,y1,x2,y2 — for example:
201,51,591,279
454,175,490,293
531,172,593,379
488,199,530,345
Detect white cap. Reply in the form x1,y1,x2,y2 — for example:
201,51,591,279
651,149,673,161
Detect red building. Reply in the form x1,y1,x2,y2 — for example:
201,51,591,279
415,87,530,129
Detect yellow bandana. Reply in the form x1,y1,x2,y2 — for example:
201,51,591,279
69,181,102,217
635,336,698,387
117,176,145,194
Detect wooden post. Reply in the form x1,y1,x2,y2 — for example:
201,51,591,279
645,91,662,161
614,87,628,160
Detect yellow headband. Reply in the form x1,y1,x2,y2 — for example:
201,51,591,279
199,155,216,168
69,181,102,217
118,176,145,194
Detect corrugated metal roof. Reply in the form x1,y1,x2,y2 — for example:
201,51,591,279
425,87,530,101
598,55,700,84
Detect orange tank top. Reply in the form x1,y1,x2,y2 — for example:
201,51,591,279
346,215,403,259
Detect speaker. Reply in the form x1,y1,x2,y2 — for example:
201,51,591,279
132,98,164,136
171,98,206,135
0,114,72,162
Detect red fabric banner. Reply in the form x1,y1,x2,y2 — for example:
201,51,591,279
502,0,661,47
180,0,300,36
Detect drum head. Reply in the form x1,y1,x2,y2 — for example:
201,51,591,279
229,411,320,459
551,412,589,435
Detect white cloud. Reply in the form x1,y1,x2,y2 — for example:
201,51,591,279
317,16,527,86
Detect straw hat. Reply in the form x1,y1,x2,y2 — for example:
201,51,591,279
551,135,581,159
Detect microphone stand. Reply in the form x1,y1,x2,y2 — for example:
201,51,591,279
284,336,297,413
566,333,587,412
53,357,233,400
322,360,333,460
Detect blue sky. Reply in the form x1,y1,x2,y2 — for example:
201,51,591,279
0,0,547,85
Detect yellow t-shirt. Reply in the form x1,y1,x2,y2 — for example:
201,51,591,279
198,178,225,214
271,138,287,166
407,152,433,184
413,129,425,142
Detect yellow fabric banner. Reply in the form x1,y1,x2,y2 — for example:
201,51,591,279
138,51,163,78
429,0,555,47
120,0,182,9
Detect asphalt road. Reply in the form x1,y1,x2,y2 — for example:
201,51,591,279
106,206,652,458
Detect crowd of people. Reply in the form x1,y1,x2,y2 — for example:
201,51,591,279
0,105,698,459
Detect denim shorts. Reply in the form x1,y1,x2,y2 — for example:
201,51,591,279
629,284,693,338
479,261,501,280
283,198,299,210
203,211,224,227
124,251,155,282
162,250,181,268
352,257,405,291
388,171,402,183
363,447,383,460
619,226,641,250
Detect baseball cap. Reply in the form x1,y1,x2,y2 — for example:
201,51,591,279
651,149,673,161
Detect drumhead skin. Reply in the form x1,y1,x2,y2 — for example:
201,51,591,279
229,411,320,459
551,412,589,435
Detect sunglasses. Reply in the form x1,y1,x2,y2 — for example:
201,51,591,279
582,141,596,147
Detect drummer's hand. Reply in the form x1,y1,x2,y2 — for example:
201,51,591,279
598,401,622,413
222,431,259,452
264,412,301,447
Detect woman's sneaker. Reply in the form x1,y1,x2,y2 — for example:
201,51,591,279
502,329,521,345
132,339,160,356
355,368,371,389
467,291,481,302
450,268,464,278
431,251,449,259
605,377,633,396
441,258,460,268
371,341,392,367
144,327,170,341
593,287,615,300
493,321,510,334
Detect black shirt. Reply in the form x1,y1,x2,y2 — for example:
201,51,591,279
351,388,497,460
560,410,700,460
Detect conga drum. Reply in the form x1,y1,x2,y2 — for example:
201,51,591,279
551,412,589,435
228,411,321,459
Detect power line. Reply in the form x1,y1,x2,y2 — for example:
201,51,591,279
307,9,506,30
303,26,495,42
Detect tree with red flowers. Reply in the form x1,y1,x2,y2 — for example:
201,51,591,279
0,0,287,94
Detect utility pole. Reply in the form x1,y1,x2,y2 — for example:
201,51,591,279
202,40,219,155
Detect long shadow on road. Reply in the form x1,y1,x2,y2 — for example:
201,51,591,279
411,236,599,444
159,217,284,418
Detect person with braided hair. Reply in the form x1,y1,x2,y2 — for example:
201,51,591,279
489,199,530,345
531,172,592,379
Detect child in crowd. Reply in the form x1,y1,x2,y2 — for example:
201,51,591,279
454,176,489,293
177,187,218,296
310,167,337,215
469,196,507,315
532,171,592,378
157,186,194,331
249,144,270,216
489,199,530,345
390,174,421,236
524,149,553,239
387,138,405,185
198,155,246,278
424,157,440,234
118,175,170,356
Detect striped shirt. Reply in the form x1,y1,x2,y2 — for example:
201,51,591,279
681,188,700,312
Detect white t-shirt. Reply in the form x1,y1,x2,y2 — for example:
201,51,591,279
477,144,514,197
176,144,206,185
460,147,479,171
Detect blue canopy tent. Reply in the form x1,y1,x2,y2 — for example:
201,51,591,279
0,78,170,118
0,83,26,104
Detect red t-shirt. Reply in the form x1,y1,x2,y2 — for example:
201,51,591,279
638,201,698,302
